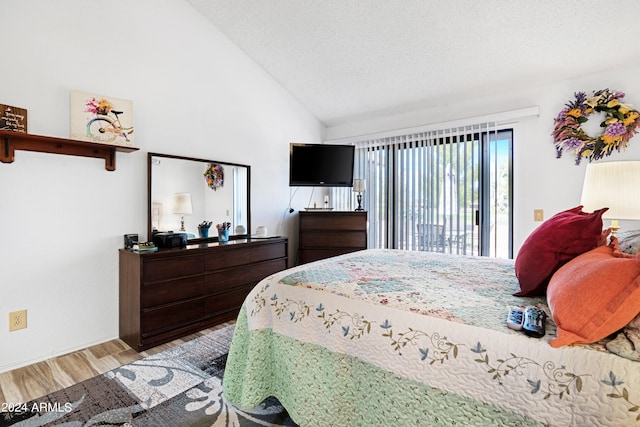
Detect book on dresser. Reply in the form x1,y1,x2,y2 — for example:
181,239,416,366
298,210,367,264
119,237,288,351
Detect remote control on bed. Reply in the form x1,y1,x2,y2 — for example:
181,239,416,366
522,306,546,338
506,306,546,337
506,307,525,331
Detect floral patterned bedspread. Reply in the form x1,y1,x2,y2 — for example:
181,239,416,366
225,249,640,426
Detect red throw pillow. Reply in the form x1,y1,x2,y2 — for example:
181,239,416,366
547,242,640,348
514,206,608,296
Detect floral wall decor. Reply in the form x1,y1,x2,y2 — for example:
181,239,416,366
204,163,224,190
552,89,640,165
70,90,134,147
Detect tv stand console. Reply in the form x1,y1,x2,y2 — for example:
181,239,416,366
119,237,287,351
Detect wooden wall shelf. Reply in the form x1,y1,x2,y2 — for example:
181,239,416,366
0,130,139,171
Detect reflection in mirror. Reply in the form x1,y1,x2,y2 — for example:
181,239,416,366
148,153,250,242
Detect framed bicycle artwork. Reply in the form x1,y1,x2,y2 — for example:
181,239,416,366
70,90,134,147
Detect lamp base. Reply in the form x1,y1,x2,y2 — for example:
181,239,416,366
354,193,363,211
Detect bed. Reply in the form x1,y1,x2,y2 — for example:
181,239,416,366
222,248,640,426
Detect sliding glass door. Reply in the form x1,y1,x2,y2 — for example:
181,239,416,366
480,129,513,258
345,126,513,258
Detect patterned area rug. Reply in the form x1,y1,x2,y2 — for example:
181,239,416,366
0,325,297,426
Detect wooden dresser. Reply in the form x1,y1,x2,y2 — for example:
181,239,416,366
298,211,367,264
119,237,287,351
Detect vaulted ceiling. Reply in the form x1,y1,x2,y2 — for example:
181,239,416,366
187,0,640,127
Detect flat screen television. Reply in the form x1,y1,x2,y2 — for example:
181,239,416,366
289,143,355,187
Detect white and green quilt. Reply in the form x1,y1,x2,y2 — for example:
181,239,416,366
224,249,640,426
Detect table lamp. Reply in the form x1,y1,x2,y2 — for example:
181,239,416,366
580,161,640,234
172,192,193,232
353,179,365,211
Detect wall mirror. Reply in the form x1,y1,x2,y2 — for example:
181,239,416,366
148,152,251,242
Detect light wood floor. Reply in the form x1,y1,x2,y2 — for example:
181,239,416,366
0,321,234,406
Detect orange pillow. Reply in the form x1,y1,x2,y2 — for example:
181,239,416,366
547,242,640,348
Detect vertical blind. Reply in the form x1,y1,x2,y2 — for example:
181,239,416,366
332,121,500,256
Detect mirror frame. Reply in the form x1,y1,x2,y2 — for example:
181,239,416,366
147,152,251,244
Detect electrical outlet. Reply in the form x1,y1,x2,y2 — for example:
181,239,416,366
9,309,27,332
534,209,544,222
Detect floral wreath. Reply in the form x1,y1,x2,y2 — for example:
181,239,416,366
204,163,224,191
552,89,640,165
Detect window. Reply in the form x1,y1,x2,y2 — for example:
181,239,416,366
334,124,513,258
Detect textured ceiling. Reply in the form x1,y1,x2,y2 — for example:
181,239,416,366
187,0,640,127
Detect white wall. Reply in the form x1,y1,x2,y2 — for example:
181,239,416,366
0,0,324,372
326,62,640,251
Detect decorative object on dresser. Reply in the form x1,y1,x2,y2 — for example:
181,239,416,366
123,234,138,249
298,210,367,264
198,221,213,238
217,222,231,242
352,178,365,211
119,237,288,351
255,225,268,237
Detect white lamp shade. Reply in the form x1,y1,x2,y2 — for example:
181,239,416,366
580,161,640,220
172,192,193,215
353,179,365,192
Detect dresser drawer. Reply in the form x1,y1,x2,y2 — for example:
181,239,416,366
251,242,287,262
142,276,205,308
205,284,254,315
205,241,286,271
205,247,251,271
141,299,205,334
300,231,367,248
143,255,204,282
300,213,367,231
204,258,287,293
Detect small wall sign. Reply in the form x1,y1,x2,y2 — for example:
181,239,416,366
0,104,28,133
